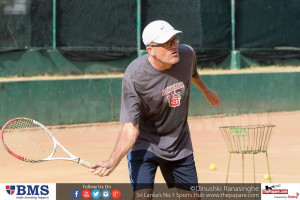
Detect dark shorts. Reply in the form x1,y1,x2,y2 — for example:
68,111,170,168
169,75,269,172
127,150,198,191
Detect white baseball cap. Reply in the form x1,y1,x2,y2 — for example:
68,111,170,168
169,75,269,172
142,20,182,46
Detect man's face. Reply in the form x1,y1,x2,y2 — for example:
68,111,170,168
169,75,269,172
148,36,180,66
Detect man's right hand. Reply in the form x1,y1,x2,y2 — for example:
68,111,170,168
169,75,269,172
88,159,117,177
88,122,139,177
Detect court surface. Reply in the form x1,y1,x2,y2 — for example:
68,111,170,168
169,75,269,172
1,110,299,184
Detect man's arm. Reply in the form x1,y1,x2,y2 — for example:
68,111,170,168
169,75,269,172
89,122,139,177
192,76,221,107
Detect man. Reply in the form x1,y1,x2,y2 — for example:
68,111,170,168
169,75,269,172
89,20,220,199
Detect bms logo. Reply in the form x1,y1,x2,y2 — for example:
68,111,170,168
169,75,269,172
5,185,49,195
6,185,15,195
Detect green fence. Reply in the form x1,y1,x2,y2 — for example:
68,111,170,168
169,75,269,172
1,72,300,125
0,0,300,77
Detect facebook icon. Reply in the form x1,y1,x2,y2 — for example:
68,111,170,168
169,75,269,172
72,189,81,199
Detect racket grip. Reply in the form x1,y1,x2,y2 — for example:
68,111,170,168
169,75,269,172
78,158,93,168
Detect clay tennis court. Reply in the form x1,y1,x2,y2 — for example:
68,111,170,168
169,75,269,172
1,110,299,184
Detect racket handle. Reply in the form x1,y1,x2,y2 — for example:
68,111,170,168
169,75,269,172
78,158,93,168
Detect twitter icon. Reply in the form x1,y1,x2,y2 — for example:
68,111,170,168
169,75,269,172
91,189,101,199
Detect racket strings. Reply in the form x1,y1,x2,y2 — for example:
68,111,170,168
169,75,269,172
3,119,54,161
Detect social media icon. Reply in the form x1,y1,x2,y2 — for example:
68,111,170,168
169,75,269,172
91,189,101,199
102,189,111,199
111,189,121,199
82,189,91,199
72,189,81,199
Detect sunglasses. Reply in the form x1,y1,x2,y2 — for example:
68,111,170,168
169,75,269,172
148,37,179,48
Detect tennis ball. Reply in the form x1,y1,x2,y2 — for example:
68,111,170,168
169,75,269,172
209,164,216,170
264,173,270,180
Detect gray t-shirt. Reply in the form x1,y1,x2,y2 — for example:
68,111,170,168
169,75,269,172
120,44,200,161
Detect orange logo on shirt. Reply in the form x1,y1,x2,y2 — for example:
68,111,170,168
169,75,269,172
167,91,181,107
162,82,184,108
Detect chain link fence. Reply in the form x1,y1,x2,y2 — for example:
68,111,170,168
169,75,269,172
0,0,299,65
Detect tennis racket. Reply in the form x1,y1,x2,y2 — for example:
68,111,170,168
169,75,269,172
1,117,92,168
